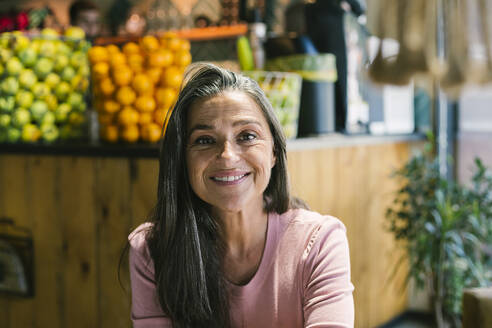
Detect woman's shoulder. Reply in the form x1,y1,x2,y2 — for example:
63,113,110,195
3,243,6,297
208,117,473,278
275,208,348,256
278,208,346,233
128,222,154,258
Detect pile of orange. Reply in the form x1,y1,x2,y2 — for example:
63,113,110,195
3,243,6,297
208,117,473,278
89,33,192,143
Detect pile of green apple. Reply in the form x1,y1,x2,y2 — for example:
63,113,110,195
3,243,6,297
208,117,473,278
0,27,90,143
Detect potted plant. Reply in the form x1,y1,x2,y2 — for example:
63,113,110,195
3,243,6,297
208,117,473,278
386,141,492,327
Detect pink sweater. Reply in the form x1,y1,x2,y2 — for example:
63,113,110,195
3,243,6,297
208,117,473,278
129,209,354,327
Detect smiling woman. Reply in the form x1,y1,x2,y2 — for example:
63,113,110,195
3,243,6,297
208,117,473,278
128,63,354,328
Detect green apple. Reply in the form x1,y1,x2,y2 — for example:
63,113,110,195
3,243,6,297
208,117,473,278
0,96,16,113
56,42,71,56
18,47,37,67
61,66,76,82
0,113,11,127
6,57,23,76
41,111,56,125
12,108,31,127
55,82,71,101
34,57,54,78
13,35,30,53
70,74,89,92
1,77,19,95
31,82,51,99
64,26,85,40
21,123,41,142
44,94,58,111
39,40,57,58
30,100,49,122
0,48,13,62
19,69,38,89
7,127,21,143
77,101,87,112
0,32,10,48
54,54,69,72
44,73,61,89
67,92,84,111
41,28,59,39
55,103,71,123
78,65,90,78
70,51,87,70
15,90,34,109
40,123,59,142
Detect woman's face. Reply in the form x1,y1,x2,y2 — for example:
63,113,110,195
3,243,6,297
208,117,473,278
186,91,276,214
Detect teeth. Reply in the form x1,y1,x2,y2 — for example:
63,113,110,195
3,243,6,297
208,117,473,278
213,174,246,182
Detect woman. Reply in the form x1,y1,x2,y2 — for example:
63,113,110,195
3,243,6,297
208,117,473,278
129,63,354,327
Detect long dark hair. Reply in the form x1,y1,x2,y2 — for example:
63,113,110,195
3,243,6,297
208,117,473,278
146,63,292,327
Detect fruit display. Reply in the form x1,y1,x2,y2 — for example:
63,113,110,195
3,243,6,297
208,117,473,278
0,27,90,143
242,71,302,139
90,32,192,143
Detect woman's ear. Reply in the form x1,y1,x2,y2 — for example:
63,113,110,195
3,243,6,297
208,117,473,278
271,150,276,169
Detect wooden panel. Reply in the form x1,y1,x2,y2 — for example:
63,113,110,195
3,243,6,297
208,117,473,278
94,158,132,328
58,157,98,327
29,157,63,328
0,155,34,328
288,143,413,327
0,140,418,328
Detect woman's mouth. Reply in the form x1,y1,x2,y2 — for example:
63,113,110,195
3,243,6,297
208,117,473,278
210,172,250,185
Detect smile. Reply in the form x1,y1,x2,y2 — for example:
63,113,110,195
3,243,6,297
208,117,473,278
211,173,248,182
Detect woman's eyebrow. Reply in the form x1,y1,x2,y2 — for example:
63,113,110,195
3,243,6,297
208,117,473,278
232,119,262,127
189,124,214,136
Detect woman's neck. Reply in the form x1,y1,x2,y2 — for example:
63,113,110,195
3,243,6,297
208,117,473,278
214,202,268,259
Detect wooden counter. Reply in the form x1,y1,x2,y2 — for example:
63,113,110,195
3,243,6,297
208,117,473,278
0,136,422,328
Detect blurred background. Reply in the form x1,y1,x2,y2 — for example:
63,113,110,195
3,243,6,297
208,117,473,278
0,0,491,327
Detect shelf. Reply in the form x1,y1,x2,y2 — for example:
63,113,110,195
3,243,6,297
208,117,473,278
94,24,248,45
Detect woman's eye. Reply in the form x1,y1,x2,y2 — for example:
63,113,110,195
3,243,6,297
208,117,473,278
194,136,215,145
239,132,257,142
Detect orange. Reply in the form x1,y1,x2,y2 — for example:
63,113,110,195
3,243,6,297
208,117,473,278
132,74,153,95
102,99,121,114
112,65,133,86
128,53,144,67
164,37,181,52
120,124,139,143
154,108,169,126
116,86,137,106
140,35,160,53
155,87,177,109
98,113,115,126
110,52,127,67
105,44,120,54
99,77,115,96
101,124,119,143
135,95,156,112
88,46,109,64
160,66,183,88
141,122,162,143
117,106,140,126
122,42,140,56
92,62,110,79
173,50,192,67
146,67,162,84
178,39,191,51
138,112,153,125
148,49,173,68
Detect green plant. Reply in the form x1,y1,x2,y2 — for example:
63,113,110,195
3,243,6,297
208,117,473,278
386,142,492,327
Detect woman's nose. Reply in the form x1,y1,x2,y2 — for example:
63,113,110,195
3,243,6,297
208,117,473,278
218,141,239,160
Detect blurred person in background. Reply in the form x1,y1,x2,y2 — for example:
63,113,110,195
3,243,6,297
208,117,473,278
69,0,102,40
